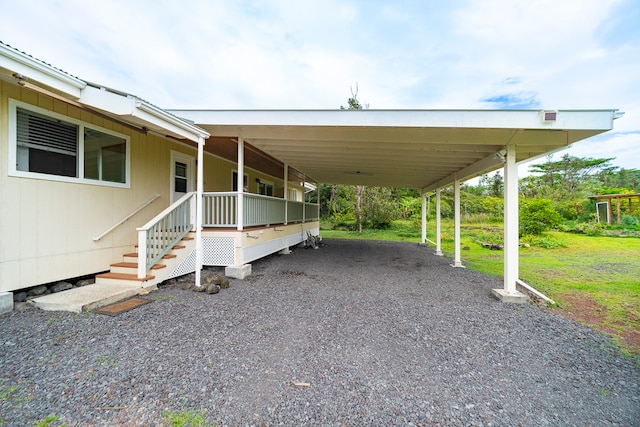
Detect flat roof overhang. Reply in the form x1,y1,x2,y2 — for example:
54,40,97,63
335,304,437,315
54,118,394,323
168,109,621,190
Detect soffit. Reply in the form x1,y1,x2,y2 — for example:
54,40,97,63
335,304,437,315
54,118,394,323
169,109,619,190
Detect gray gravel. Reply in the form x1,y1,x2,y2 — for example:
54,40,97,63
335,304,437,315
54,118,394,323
1,238,639,426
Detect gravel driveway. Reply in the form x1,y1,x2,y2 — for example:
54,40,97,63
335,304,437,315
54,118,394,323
1,238,638,426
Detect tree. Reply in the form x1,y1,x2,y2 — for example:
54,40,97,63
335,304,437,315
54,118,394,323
528,154,615,195
341,84,366,232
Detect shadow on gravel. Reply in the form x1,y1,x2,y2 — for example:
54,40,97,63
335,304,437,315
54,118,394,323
1,238,639,426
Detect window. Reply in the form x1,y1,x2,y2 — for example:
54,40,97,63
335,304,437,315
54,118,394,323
174,162,188,192
16,107,78,177
84,128,126,183
10,100,129,186
258,180,274,196
232,171,248,192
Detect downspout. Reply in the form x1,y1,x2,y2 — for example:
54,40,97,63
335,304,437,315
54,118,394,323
194,136,205,288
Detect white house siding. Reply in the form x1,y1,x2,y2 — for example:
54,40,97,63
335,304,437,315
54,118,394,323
0,81,305,292
0,82,171,291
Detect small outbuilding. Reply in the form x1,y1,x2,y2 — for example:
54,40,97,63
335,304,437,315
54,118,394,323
588,193,640,224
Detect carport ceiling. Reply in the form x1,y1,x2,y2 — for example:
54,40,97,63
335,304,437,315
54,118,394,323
169,109,620,190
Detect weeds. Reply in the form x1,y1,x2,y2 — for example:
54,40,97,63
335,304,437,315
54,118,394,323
161,409,216,426
34,414,66,427
97,356,119,368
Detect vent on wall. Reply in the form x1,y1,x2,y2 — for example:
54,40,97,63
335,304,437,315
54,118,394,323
542,110,558,122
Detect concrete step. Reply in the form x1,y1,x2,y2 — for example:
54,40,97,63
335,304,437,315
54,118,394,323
28,282,148,313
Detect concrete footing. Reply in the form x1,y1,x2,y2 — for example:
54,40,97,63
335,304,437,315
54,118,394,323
0,292,13,314
491,288,528,304
225,264,252,280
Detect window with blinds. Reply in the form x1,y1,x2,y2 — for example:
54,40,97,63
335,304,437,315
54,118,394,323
16,107,79,177
11,100,129,186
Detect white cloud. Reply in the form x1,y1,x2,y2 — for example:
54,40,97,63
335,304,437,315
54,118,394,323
0,0,637,171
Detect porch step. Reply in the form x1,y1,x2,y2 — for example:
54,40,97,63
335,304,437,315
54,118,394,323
122,253,177,263
109,262,165,274
110,262,166,269
96,272,155,281
134,244,186,250
29,282,144,313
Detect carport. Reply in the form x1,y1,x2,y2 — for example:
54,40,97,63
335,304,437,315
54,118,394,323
168,108,622,302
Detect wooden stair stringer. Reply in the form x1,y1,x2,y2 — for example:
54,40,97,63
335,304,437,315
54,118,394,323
96,232,197,289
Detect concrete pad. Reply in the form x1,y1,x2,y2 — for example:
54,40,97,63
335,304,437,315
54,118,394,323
225,264,252,280
29,283,143,313
491,288,528,304
0,292,13,314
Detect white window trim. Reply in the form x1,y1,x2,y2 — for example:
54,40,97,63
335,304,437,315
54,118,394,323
8,98,131,188
170,150,195,202
257,178,274,196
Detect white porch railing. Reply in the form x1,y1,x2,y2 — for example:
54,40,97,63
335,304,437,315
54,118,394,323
137,192,195,278
202,192,319,227
133,192,317,278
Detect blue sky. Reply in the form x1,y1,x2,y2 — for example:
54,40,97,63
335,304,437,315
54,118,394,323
1,0,638,174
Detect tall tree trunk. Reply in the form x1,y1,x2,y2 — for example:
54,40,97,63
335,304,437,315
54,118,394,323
356,185,363,233
329,185,336,215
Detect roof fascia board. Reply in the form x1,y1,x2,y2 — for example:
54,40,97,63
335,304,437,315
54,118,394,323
169,109,619,131
79,85,209,143
0,44,85,99
135,101,210,141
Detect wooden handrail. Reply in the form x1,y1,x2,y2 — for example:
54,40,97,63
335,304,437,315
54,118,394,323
93,194,161,241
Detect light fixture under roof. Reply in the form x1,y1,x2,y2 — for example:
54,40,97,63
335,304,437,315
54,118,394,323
343,170,373,176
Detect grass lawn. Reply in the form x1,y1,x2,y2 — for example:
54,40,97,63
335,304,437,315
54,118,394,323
321,220,640,356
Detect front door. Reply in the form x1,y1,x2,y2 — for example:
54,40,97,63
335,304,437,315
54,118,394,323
170,151,195,203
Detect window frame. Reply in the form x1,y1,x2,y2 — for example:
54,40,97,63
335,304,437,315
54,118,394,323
8,99,131,188
232,170,249,192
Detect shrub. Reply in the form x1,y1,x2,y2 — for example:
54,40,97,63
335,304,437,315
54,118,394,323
621,215,640,227
521,233,567,249
520,198,562,235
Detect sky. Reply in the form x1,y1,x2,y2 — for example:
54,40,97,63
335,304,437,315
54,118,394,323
1,0,638,176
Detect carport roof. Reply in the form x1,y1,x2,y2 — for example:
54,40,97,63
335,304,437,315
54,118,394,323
169,109,622,190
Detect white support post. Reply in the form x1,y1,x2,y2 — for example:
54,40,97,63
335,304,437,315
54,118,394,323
492,145,527,303
302,175,306,222
137,230,147,279
194,136,205,288
237,137,244,231
435,187,443,256
452,178,464,268
421,191,427,244
284,163,289,225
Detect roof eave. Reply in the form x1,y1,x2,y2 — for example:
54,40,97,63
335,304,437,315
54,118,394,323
0,43,86,99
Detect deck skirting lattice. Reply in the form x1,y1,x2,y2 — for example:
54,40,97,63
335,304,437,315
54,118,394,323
166,248,196,279
203,237,235,266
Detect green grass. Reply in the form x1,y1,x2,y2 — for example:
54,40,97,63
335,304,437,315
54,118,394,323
161,409,215,427
321,219,640,355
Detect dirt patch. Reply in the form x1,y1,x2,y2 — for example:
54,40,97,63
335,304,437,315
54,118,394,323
555,292,640,354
